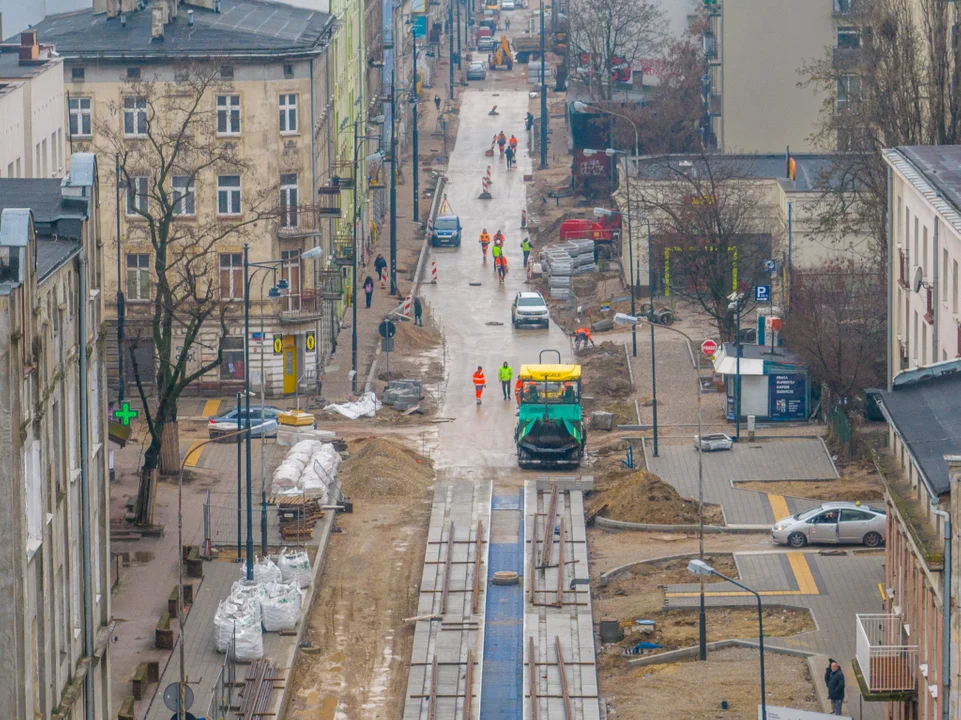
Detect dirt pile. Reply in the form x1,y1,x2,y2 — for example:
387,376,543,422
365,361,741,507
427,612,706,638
589,471,724,526
581,342,632,398
338,437,434,500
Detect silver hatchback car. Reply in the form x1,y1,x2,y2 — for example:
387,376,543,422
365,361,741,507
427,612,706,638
772,501,886,548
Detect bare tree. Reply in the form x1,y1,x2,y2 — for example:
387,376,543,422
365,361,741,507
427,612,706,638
632,153,778,339
95,65,280,521
568,0,667,100
799,0,961,267
782,259,885,401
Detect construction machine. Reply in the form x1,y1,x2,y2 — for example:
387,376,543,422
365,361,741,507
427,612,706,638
514,351,586,469
488,36,514,70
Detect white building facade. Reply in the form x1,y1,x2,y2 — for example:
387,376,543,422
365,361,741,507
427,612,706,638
884,146,961,387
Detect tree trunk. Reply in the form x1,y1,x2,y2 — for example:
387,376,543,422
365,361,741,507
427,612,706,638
160,420,180,475
136,466,159,526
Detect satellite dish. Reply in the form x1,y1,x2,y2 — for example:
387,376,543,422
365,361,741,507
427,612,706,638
912,265,924,293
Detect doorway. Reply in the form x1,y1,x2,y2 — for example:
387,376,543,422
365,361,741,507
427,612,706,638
282,335,297,394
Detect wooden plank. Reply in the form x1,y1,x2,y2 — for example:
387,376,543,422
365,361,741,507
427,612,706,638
441,521,455,615
556,517,566,608
529,636,539,720
463,648,473,720
555,636,572,720
472,520,483,614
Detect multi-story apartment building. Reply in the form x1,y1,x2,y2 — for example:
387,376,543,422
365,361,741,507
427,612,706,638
705,0,851,153
0,32,66,179
29,0,346,397
0,153,112,720
883,146,961,386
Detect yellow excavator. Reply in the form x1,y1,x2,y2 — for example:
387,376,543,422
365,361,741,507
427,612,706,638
488,36,514,70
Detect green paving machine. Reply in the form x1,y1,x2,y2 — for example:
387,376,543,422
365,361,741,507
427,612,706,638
514,350,586,469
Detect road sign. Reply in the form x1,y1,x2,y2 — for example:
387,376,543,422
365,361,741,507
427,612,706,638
412,15,427,38
113,401,139,427
381,337,395,353
163,683,194,711
754,285,770,302
763,259,777,273
273,334,284,355
700,339,717,356
378,320,397,339
305,331,316,352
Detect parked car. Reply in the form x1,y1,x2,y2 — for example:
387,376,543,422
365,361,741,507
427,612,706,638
208,405,284,440
430,215,462,247
501,0,515,9
511,291,550,328
477,34,494,52
693,433,733,452
771,502,887,548
467,61,488,80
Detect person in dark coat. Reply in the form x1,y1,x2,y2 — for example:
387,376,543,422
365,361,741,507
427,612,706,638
363,275,374,308
374,254,388,283
824,659,845,715
413,296,423,326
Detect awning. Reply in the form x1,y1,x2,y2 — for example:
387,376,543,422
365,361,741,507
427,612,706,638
712,345,765,376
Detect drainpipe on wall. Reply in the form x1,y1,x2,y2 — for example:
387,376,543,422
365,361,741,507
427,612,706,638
932,491,951,720
887,165,894,391
933,217,939,362
77,251,96,720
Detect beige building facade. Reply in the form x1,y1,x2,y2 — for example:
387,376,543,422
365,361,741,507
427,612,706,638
0,32,66,179
0,154,112,720
707,0,838,153
32,0,342,397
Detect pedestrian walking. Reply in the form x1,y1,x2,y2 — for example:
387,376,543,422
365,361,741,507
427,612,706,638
824,659,845,715
498,362,513,400
413,295,424,326
505,145,514,170
374,253,388,283
472,366,486,404
505,17,510,29
363,275,374,308
521,237,531,268
434,94,441,113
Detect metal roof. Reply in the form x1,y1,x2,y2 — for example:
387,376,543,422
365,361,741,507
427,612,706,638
0,208,32,247
20,0,334,58
878,363,961,497
883,146,961,244
61,153,96,188
36,238,82,281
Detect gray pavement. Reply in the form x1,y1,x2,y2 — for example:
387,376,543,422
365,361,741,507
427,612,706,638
642,437,828,525
663,550,886,720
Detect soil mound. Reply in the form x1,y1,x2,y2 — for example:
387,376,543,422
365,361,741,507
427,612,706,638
590,471,724,525
338,437,434,500
580,342,632,398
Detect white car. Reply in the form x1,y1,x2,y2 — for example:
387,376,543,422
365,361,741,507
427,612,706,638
512,291,550,328
693,433,734,452
501,0,515,8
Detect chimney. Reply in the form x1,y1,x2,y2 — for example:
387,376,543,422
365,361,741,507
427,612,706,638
151,7,164,41
18,31,38,64
106,0,120,18
165,0,178,21
120,0,137,12
93,0,107,13
188,10,194,25
184,0,217,9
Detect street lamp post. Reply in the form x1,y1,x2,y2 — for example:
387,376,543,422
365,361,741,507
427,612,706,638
538,0,547,169
351,120,359,393
448,0,455,100
614,312,703,657
728,291,743,441
689,559,767,719
242,245,255,580
389,54,398,295
411,27,420,223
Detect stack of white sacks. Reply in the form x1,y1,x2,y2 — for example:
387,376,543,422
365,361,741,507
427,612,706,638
270,439,342,503
213,550,312,661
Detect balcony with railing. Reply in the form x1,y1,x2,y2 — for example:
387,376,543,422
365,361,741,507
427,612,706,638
278,288,332,323
854,614,918,700
332,232,354,265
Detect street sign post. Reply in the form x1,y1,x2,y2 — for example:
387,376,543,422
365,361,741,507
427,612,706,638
700,339,717,356
754,285,770,303
378,320,397,339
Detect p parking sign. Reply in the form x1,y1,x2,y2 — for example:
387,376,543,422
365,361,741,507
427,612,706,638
754,285,770,303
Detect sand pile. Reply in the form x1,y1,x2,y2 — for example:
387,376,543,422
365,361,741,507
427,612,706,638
338,437,434,500
590,471,724,526
581,342,632,398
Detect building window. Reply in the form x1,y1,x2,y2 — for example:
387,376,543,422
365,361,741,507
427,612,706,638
922,226,928,275
953,259,958,313
283,63,294,79
922,322,928,365
71,67,85,82
126,253,150,301
216,95,241,135
279,94,298,133
123,96,148,136
836,74,861,113
126,67,141,80
171,176,195,216
281,249,301,311
280,173,299,228
220,336,245,379
68,97,92,137
837,26,860,49
220,65,234,80
219,253,243,300
126,176,149,215
943,249,949,303
217,175,241,216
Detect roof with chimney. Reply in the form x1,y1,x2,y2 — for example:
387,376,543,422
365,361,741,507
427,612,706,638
14,0,334,58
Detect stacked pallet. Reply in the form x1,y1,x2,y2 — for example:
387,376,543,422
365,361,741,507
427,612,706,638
270,496,325,541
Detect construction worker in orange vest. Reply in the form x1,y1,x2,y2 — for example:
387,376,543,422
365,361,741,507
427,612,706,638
472,366,487,404
479,228,491,260
572,327,595,353
514,376,522,403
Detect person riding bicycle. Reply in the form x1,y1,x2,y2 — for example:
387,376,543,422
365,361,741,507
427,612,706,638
497,131,507,155
479,228,491,258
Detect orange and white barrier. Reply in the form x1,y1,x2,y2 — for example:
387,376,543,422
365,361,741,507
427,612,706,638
521,209,527,228
402,295,412,317
430,260,438,283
